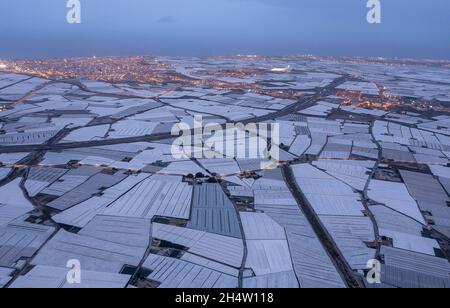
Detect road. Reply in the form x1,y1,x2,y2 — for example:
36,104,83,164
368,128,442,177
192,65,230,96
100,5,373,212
362,120,383,256
282,164,365,288
0,75,351,154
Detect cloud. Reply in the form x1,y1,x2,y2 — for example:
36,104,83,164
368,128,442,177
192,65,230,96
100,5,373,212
157,16,177,23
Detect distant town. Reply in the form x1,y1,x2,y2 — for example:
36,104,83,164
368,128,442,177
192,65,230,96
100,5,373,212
0,55,449,288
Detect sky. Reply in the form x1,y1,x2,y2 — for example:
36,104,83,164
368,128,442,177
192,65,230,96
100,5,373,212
0,0,449,60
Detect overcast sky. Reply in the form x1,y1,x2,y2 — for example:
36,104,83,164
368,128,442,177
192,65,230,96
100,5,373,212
0,0,449,59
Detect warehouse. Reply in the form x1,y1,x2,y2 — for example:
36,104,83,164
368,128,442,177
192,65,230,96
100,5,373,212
31,229,146,273
152,223,244,268
381,246,450,278
52,173,151,228
79,215,151,248
243,271,299,288
0,267,13,288
41,166,100,197
368,180,425,224
188,183,241,238
0,129,61,146
104,176,193,220
252,171,346,288
24,167,68,197
0,222,55,267
0,168,11,181
62,124,110,142
142,254,238,288
47,170,128,211
10,265,132,288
